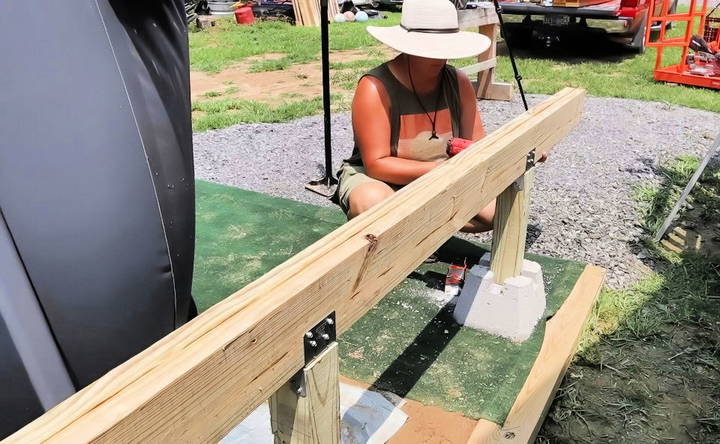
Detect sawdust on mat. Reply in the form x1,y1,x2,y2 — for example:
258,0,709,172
190,48,396,102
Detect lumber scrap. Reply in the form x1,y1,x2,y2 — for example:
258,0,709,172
8,88,586,444
459,58,497,77
469,265,606,443
457,8,511,101
293,0,338,26
457,6,499,28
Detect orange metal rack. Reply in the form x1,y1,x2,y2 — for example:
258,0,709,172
644,0,720,89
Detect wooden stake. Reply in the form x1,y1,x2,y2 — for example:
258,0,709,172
490,168,534,284
270,343,340,444
476,24,512,101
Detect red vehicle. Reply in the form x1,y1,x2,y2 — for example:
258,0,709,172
500,0,677,52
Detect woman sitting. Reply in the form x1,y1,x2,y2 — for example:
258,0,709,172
336,0,495,233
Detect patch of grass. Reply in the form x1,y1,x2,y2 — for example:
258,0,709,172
540,157,720,442
248,57,293,72
190,6,719,127
203,90,223,98
634,155,720,234
189,14,401,73
224,86,239,94
331,67,368,90
192,94,347,131
329,58,384,70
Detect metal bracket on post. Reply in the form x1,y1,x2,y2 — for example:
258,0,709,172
513,149,536,191
290,312,337,397
270,312,341,443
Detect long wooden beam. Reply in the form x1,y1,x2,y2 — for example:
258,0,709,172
8,88,585,443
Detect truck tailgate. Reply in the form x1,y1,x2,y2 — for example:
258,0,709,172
500,0,621,18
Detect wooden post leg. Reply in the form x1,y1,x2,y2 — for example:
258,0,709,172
490,169,535,284
269,342,340,444
476,23,513,101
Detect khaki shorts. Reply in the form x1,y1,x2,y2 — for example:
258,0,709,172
336,163,401,214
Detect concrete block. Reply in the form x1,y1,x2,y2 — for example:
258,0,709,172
453,253,546,342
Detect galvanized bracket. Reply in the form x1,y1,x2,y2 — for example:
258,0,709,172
513,149,536,191
290,312,337,397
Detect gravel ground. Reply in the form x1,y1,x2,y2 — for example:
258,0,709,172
194,95,719,288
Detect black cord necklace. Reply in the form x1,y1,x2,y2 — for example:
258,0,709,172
407,56,444,140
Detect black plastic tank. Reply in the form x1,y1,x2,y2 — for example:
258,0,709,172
0,1,195,437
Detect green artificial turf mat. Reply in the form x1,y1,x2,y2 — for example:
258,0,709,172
194,180,345,312
193,180,587,424
339,237,585,424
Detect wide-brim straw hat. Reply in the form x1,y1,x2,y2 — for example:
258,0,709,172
367,0,491,60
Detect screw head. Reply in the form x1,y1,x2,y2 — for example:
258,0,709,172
308,340,318,347
304,332,314,339
325,318,334,325
321,333,330,340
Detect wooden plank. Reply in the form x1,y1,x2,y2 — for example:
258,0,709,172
459,58,497,77
468,265,606,443
8,88,585,444
481,82,514,101
269,343,340,444
490,169,534,283
475,24,513,102
458,7,499,28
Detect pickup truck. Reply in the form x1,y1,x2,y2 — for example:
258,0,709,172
499,0,677,52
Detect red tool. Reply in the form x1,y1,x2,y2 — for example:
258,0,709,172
444,263,467,297
644,0,720,90
446,137,474,157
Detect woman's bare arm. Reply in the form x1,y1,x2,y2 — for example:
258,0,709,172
456,69,486,141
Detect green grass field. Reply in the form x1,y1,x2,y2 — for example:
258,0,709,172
189,11,719,131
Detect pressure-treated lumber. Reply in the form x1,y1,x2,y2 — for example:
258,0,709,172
457,6,499,28
8,88,585,444
293,0,338,26
490,170,535,284
459,58,497,77
269,343,340,444
469,264,606,443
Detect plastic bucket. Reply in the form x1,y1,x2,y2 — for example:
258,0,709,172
235,6,255,24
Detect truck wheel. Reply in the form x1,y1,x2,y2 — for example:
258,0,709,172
629,17,647,54
666,0,678,29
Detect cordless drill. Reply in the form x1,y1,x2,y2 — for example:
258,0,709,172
446,137,474,157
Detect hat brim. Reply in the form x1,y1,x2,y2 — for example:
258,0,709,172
367,26,491,59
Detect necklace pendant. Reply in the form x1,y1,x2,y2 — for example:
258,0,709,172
429,131,439,140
